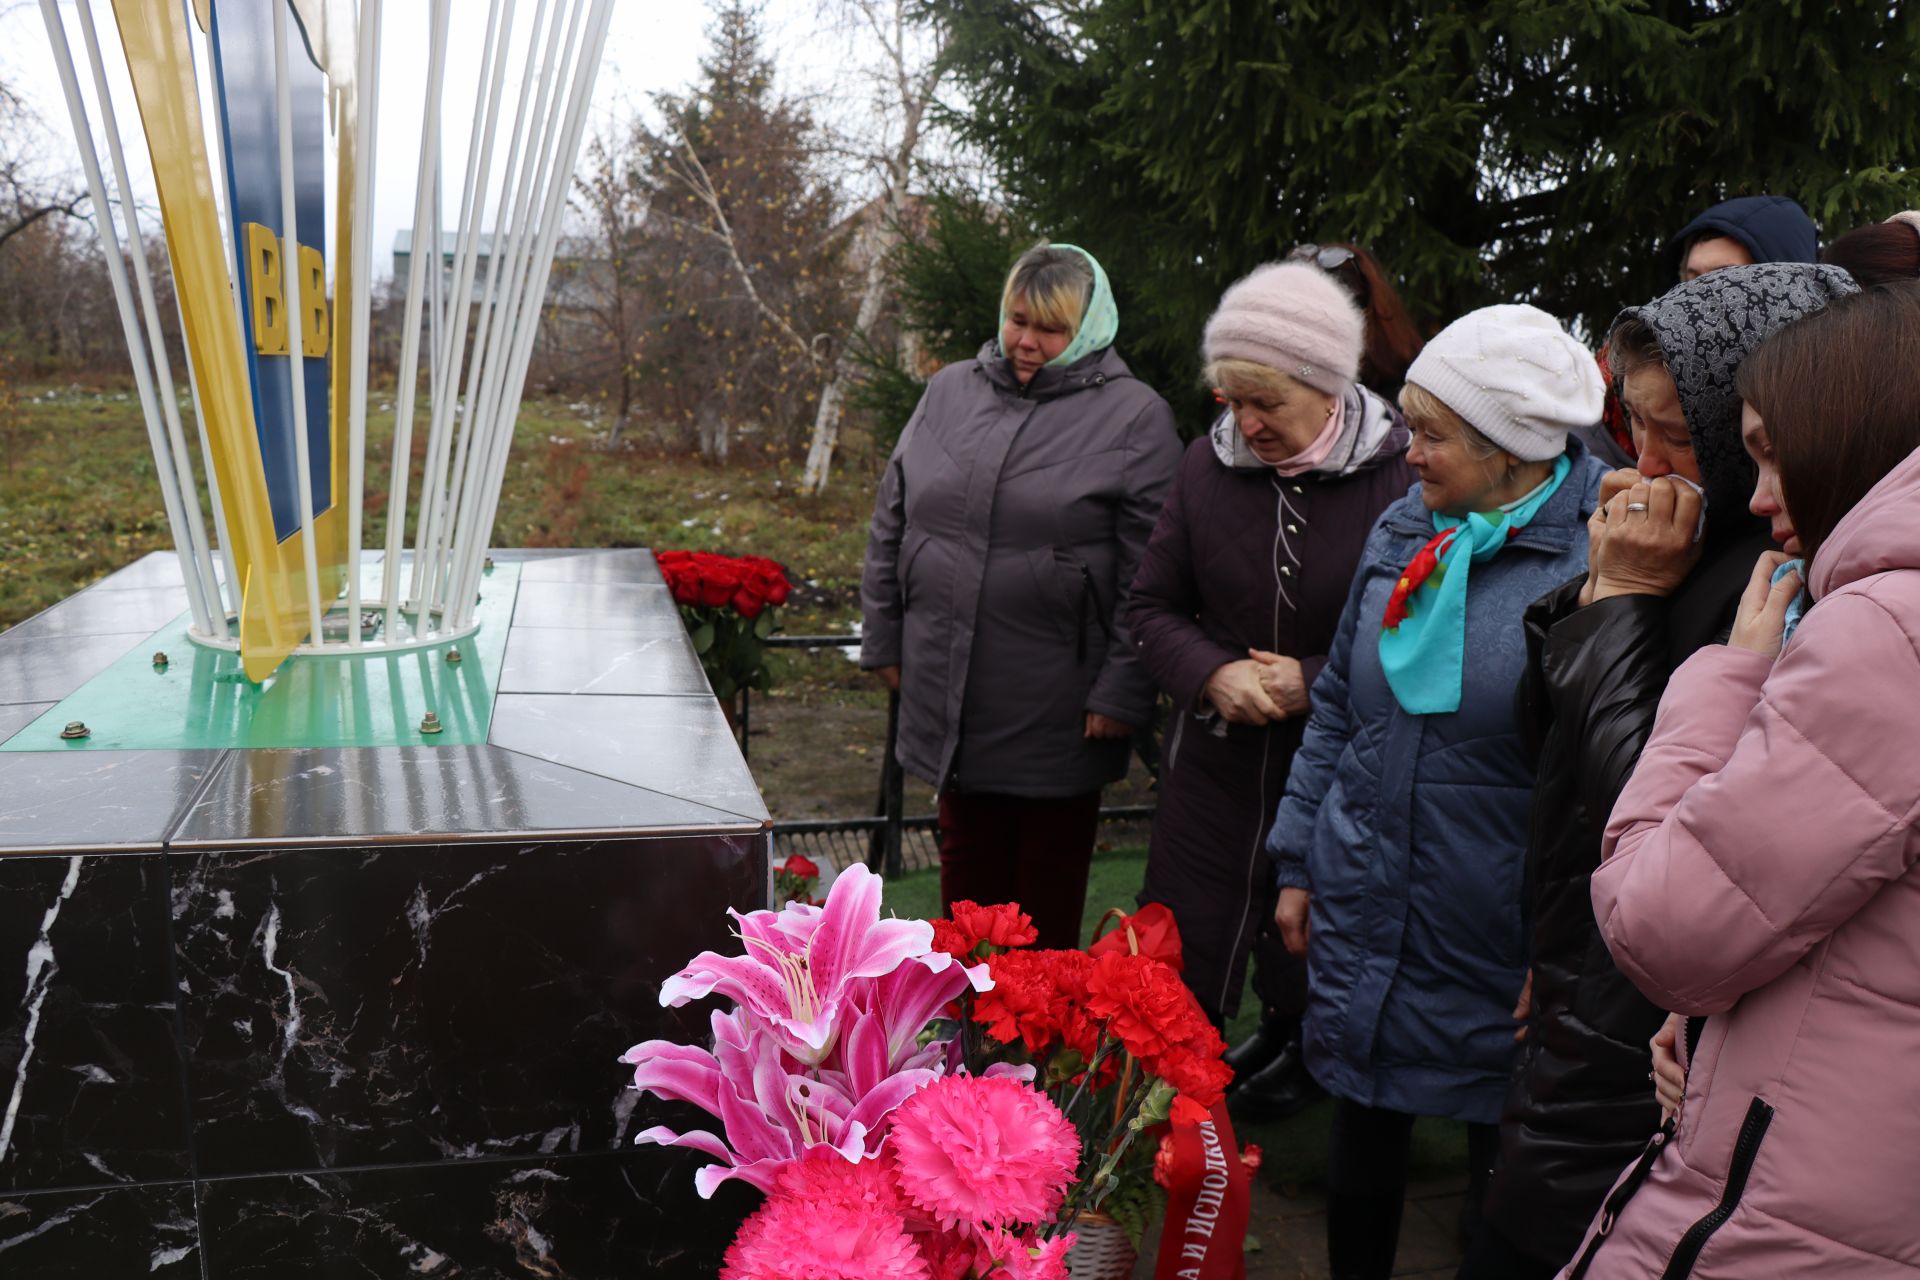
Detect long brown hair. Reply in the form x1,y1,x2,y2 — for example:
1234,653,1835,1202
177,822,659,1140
1735,281,1920,565
1819,222,1920,289
1324,242,1424,394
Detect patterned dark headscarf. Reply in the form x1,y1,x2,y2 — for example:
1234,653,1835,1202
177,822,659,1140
1610,263,1860,543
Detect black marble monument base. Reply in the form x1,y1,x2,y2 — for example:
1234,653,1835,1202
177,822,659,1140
0,550,769,1277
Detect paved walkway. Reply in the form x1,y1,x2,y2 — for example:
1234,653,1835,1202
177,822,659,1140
1134,1176,1467,1279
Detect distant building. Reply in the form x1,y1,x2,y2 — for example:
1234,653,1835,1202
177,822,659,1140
391,229,605,311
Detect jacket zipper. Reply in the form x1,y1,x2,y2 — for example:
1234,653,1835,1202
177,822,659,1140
1659,1097,1775,1280
1074,562,1111,665
1566,1118,1677,1280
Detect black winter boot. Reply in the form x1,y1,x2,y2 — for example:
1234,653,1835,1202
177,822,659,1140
1223,1011,1295,1083
1227,1028,1326,1123
1326,1190,1404,1280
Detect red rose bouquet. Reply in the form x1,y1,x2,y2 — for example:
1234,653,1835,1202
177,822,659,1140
654,550,792,703
774,853,822,906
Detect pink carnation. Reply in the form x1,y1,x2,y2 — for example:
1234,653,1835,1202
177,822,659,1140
721,1161,931,1280
973,1227,1075,1280
887,1076,1079,1231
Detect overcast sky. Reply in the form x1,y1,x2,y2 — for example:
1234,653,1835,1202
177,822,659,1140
0,1,856,282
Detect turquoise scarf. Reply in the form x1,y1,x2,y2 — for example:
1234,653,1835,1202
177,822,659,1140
997,243,1119,368
1774,557,1809,647
1378,455,1572,715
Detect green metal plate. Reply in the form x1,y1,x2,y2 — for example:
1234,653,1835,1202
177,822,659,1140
1,564,519,752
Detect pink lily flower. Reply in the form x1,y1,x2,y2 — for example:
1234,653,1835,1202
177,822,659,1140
625,1007,942,1197
659,863,987,1065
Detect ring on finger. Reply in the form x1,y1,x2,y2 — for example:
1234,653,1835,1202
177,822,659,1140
1626,502,1650,513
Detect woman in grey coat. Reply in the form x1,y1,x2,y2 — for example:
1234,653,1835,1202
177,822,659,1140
859,243,1181,947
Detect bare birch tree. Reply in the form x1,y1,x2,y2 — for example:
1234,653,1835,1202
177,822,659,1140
797,0,946,496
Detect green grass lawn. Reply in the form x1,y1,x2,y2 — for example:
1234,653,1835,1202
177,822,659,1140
879,845,1470,1189
0,384,879,632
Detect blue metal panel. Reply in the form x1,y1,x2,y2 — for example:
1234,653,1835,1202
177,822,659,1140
208,0,331,543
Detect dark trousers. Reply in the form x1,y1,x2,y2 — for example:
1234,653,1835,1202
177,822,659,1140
937,789,1100,949
1326,1099,1498,1280
1249,891,1309,1021
1455,1219,1562,1280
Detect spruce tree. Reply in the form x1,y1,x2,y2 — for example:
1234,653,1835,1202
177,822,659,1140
930,0,1920,432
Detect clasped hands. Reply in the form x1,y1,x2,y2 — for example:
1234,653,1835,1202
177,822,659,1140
1202,649,1309,726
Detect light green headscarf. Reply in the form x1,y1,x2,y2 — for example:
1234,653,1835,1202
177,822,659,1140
996,243,1120,368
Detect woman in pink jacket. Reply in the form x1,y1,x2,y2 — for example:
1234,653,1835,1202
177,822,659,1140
1563,280,1920,1279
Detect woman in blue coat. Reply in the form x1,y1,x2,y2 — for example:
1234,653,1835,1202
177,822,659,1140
1266,305,1608,1280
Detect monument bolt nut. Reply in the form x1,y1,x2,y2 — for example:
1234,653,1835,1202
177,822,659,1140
483,556,495,572
60,721,90,740
152,651,169,668
445,648,462,665
419,711,444,735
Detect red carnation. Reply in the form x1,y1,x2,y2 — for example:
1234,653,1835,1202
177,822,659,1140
1087,902,1185,973
972,949,1101,1064
945,901,1038,955
1085,951,1194,1063
1152,1043,1234,1109
781,854,819,880
930,918,973,962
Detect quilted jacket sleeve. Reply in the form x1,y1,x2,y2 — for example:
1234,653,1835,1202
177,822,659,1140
1531,584,1678,830
1266,523,1381,890
1086,398,1184,726
858,395,929,671
1595,590,1920,1015
1124,449,1243,711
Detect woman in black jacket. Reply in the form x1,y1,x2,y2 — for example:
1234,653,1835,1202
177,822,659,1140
1458,263,1860,1279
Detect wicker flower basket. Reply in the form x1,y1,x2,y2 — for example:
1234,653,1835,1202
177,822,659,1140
1064,1211,1138,1279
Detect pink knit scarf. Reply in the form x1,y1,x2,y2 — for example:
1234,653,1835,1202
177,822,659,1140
1269,395,1346,476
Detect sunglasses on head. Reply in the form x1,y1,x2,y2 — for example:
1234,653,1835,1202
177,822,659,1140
1287,243,1357,272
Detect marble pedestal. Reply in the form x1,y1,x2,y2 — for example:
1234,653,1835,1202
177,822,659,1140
0,550,769,1277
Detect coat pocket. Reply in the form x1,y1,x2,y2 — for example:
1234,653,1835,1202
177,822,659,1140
1025,546,1106,661
1659,1097,1774,1280
899,528,933,608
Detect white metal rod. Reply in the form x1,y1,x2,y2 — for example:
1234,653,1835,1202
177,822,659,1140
380,0,454,634
412,0,513,623
445,0,582,617
431,0,553,622
449,0,593,624
346,0,382,645
36,0,216,634
454,0,611,625
74,0,226,633
275,0,326,644
177,8,245,623
180,342,241,620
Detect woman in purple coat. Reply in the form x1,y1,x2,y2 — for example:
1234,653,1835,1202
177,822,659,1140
1127,262,1415,1100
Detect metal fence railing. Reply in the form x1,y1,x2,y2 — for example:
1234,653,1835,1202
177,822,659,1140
741,634,1155,877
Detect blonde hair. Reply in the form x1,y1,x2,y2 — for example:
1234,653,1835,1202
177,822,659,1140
1204,358,1314,401
1002,243,1093,336
1400,382,1502,459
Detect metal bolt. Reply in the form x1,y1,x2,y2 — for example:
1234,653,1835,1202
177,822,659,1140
445,648,462,666
60,720,90,740
419,711,444,735
483,556,495,572
152,651,169,668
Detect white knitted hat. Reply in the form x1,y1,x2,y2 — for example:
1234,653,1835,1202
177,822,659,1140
1404,304,1604,461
